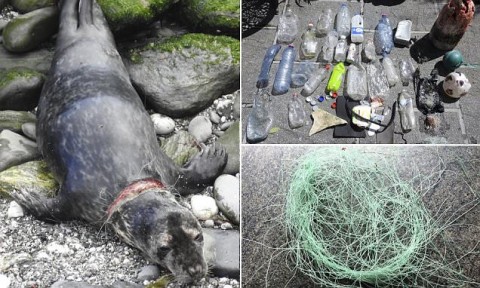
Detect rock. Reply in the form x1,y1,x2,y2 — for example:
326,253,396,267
21,122,36,140
2,6,59,53
220,222,233,230
97,0,176,33
204,219,215,228
160,131,200,166
191,195,218,220
0,160,58,199
111,282,143,288
214,175,239,224
232,92,240,120
217,122,239,175
46,242,72,255
7,201,24,218
188,116,212,143
0,46,54,73
219,121,234,131
0,110,36,133
137,265,160,281
0,0,7,11
0,68,45,111
215,98,234,117
210,110,221,124
51,281,103,288
0,253,32,272
0,130,40,173
203,228,239,279
150,113,175,135
0,274,10,288
127,33,240,117
179,0,240,37
10,0,55,13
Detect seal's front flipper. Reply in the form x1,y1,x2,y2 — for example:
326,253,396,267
176,144,228,195
10,187,71,223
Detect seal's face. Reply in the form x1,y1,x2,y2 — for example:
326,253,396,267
109,190,207,284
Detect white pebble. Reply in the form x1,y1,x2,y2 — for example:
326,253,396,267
214,175,240,224
220,116,227,123
191,195,218,220
188,116,212,143
150,114,175,135
0,274,10,288
46,242,72,255
204,219,215,228
7,201,24,218
220,223,233,230
209,110,221,124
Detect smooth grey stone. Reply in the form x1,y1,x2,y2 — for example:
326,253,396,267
0,68,45,111
0,130,40,172
232,91,240,120
188,116,212,143
137,265,161,281
21,122,36,140
210,110,221,124
2,6,58,53
203,228,239,279
214,175,239,224
218,122,239,174
160,130,200,166
127,34,239,118
0,110,36,134
0,45,53,73
51,281,102,288
10,0,55,13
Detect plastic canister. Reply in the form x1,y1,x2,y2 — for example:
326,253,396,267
394,20,412,46
351,14,364,43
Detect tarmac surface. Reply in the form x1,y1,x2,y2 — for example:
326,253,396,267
241,146,480,287
241,0,480,144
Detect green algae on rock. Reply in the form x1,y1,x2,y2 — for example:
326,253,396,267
2,6,58,53
0,67,45,111
97,0,176,32
10,0,55,13
160,130,200,166
0,161,58,199
0,110,36,134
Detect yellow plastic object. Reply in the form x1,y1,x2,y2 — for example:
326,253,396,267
326,62,346,95
352,105,371,128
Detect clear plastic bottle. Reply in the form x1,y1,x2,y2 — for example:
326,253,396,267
346,43,356,63
336,4,351,38
300,22,319,59
326,62,346,96
316,8,334,37
399,58,416,86
374,14,394,56
291,61,315,88
382,55,400,87
346,63,367,101
272,45,296,95
288,93,306,129
246,89,273,143
319,30,338,63
398,89,416,132
301,64,331,96
256,44,281,88
277,7,298,44
334,35,347,62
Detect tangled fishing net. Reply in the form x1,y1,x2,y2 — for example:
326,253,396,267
284,149,476,287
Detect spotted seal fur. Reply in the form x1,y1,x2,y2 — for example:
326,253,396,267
10,0,227,284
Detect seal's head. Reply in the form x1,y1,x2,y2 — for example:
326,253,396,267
108,179,206,284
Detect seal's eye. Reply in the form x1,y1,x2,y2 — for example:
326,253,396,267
194,234,203,242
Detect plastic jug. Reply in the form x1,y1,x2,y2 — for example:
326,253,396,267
351,14,364,43
300,22,319,59
277,7,298,44
316,8,334,37
319,30,338,63
336,4,351,38
346,63,367,101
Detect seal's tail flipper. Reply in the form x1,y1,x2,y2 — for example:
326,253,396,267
79,0,93,27
59,0,80,39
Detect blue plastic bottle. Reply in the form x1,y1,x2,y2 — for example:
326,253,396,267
257,44,281,88
374,14,393,56
272,45,296,95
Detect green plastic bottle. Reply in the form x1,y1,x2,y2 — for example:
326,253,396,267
327,62,346,96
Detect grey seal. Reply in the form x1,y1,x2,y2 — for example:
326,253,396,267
10,0,227,284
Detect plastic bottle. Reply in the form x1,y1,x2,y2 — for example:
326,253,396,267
399,58,416,86
429,0,475,50
291,61,315,88
346,63,367,101
246,89,273,143
351,14,364,43
326,62,346,96
316,8,334,37
319,30,338,63
362,40,376,62
334,35,347,62
256,44,281,88
382,56,400,87
398,89,416,132
336,4,351,38
374,14,394,56
367,60,389,97
277,7,298,44
301,64,331,96
288,93,307,129
272,45,296,95
346,43,356,63
300,22,319,59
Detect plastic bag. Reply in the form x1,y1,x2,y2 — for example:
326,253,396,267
288,93,306,129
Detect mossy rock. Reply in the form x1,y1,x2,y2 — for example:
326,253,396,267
0,160,58,199
0,67,45,111
160,130,200,166
179,0,240,37
2,6,59,53
10,0,55,13
0,110,36,133
97,0,176,33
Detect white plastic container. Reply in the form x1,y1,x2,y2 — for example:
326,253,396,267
394,20,412,46
351,14,364,43
346,43,356,63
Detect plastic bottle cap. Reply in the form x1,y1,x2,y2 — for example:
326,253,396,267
318,96,325,102
325,64,331,70
331,92,338,98
331,102,337,109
